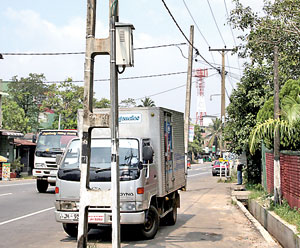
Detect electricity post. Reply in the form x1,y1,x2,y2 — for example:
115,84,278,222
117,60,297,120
208,47,233,124
209,47,232,157
184,25,194,186
110,2,120,246
273,45,281,205
78,1,134,247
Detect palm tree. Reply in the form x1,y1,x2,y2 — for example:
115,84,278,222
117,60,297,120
205,118,223,154
249,95,300,154
138,97,155,107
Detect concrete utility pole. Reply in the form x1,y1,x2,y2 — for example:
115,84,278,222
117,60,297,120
208,47,233,124
110,2,120,246
273,46,281,205
184,25,194,184
77,0,120,248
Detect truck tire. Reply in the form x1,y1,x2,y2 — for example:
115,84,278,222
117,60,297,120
62,223,78,238
140,205,159,239
164,202,177,225
36,179,48,193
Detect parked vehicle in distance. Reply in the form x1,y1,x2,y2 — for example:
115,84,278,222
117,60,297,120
32,130,77,193
212,159,229,176
55,107,186,239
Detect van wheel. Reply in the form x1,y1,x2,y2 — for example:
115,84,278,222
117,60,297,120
140,205,159,239
164,202,177,225
36,179,48,193
63,223,78,238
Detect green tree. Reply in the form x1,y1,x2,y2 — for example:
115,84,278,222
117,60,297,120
205,118,223,152
94,98,110,108
2,98,30,133
249,79,300,153
120,98,136,108
41,79,84,129
138,97,155,107
188,125,203,158
225,0,300,184
8,73,49,132
229,0,300,83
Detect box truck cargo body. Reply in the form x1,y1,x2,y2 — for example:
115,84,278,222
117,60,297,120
55,107,186,239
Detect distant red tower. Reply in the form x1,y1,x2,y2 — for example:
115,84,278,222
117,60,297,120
194,69,208,126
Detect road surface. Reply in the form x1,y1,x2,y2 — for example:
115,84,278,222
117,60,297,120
0,163,279,247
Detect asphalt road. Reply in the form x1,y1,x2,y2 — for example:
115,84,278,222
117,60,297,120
0,163,279,248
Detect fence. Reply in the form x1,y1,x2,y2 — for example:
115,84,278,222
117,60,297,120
263,148,300,209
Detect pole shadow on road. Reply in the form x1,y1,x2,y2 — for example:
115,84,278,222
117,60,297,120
59,212,223,247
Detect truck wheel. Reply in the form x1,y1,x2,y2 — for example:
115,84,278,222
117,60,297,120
36,179,48,193
62,223,78,238
164,202,177,225
140,205,159,239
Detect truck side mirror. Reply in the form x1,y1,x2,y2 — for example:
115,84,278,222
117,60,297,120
56,154,63,166
143,146,153,163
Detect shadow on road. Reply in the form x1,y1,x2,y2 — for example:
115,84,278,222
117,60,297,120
59,212,222,247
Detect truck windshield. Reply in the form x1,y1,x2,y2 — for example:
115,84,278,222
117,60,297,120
60,138,139,170
36,131,77,152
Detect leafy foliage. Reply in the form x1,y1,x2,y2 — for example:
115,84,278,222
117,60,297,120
250,79,300,153
120,98,136,108
224,65,272,154
7,73,49,131
205,118,223,151
2,98,30,133
188,125,203,157
94,98,110,108
41,79,84,129
138,97,155,107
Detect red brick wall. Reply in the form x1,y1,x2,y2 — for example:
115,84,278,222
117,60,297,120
266,153,274,194
265,152,300,209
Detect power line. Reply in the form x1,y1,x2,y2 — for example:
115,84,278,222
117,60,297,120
134,72,219,101
223,0,242,78
1,43,187,56
182,0,216,64
206,0,226,46
161,0,220,72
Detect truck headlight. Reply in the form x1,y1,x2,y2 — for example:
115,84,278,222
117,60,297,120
120,202,136,211
56,201,79,211
35,163,46,168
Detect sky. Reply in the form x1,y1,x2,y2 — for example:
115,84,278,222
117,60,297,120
0,0,265,123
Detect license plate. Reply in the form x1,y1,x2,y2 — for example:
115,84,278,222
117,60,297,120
59,212,106,223
60,213,79,221
88,213,105,223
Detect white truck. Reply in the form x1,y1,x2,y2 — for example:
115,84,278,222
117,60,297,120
54,107,186,239
33,130,77,193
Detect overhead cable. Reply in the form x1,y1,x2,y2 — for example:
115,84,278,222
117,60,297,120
161,0,220,72
1,43,187,56
223,0,242,77
206,0,226,46
182,0,216,64
134,72,219,101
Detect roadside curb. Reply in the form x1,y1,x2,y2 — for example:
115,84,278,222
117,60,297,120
231,196,279,247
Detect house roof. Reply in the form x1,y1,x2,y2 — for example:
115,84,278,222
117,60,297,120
14,139,36,146
0,129,24,137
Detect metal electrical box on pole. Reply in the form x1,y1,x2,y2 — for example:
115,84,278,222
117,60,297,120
77,1,134,248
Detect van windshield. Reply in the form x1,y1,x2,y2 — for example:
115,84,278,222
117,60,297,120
60,138,139,170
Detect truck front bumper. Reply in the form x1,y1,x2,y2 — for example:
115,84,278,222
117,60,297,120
33,169,57,183
55,210,145,225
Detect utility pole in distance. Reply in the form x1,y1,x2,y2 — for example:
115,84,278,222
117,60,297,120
273,45,281,205
184,25,194,185
209,47,233,124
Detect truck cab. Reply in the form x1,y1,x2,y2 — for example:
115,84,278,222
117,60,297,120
55,107,185,239
33,130,77,193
